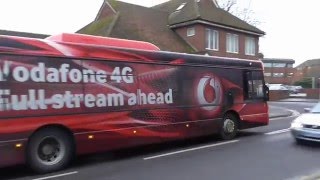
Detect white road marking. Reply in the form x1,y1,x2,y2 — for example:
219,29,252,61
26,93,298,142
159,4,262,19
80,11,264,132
143,140,239,160
32,171,78,180
265,128,290,135
290,109,301,116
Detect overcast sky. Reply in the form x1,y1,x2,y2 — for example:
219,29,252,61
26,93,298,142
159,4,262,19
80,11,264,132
0,0,319,66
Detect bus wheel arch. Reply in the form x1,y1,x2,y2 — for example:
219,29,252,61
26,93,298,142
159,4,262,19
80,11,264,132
26,125,75,173
219,111,240,140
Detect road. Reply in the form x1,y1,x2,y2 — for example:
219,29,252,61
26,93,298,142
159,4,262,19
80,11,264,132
1,101,320,180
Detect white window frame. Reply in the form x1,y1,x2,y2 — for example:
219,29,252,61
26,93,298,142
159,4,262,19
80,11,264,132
187,27,195,37
245,37,256,56
206,29,219,50
226,33,239,53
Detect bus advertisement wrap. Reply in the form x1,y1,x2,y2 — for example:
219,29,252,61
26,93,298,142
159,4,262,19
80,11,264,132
0,60,173,111
0,56,230,120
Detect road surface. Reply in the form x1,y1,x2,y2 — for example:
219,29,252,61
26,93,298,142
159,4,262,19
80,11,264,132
1,101,319,180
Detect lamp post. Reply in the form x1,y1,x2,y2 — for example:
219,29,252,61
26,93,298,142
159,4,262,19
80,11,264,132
311,77,316,89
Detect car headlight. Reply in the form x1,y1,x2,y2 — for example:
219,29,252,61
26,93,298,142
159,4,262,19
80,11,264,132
291,120,303,129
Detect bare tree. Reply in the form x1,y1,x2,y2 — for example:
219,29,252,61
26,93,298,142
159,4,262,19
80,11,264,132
217,0,261,27
217,0,237,12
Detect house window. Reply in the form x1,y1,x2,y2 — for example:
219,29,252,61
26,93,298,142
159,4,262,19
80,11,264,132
287,73,294,77
273,73,284,77
286,64,293,68
245,37,255,55
264,73,272,77
272,63,286,67
187,27,195,37
206,29,219,50
263,63,272,68
226,33,239,53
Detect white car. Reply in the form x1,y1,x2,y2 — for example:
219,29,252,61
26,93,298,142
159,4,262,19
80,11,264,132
291,103,320,143
268,84,288,91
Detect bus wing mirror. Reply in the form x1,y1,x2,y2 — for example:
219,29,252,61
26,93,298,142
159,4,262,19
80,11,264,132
264,85,269,101
304,108,311,113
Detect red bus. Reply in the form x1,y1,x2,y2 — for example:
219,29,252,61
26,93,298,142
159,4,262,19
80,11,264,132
0,33,269,173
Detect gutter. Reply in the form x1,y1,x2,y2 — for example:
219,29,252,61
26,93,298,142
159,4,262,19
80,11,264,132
170,20,265,36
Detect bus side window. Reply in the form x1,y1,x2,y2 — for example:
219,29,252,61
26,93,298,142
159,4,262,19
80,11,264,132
244,71,264,100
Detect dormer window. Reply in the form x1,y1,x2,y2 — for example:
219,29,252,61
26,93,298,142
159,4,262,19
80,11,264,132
176,3,187,11
226,33,239,53
206,29,219,50
245,37,256,56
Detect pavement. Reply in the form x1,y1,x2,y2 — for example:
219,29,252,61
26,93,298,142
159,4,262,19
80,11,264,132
278,98,320,103
269,98,319,118
295,171,320,180
268,104,294,118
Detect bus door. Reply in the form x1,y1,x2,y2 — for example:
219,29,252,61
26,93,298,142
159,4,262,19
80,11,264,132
241,71,269,123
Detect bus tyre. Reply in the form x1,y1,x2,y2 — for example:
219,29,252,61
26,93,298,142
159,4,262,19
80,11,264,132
26,128,74,173
219,113,238,140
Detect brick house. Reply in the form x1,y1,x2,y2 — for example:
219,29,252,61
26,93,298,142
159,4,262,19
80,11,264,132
78,0,265,60
261,58,295,85
294,59,320,88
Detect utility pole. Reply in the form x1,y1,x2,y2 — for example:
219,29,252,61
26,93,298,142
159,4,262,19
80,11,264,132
312,77,315,89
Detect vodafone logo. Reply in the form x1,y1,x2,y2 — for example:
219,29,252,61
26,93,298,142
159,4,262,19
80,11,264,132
197,75,222,111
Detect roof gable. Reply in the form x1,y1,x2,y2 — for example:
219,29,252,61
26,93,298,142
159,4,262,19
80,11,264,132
78,13,119,36
95,0,117,21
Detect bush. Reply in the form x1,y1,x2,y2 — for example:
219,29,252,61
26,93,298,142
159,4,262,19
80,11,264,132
294,78,312,88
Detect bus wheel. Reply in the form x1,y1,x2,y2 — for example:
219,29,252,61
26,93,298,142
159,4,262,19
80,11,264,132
27,128,74,173
219,113,239,140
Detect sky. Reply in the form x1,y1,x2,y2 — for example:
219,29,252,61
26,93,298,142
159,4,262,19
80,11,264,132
0,0,319,66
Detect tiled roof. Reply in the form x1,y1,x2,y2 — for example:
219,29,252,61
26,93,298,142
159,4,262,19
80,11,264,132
262,58,295,63
296,59,320,68
78,0,265,54
154,0,265,35
78,14,119,37
78,0,195,53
